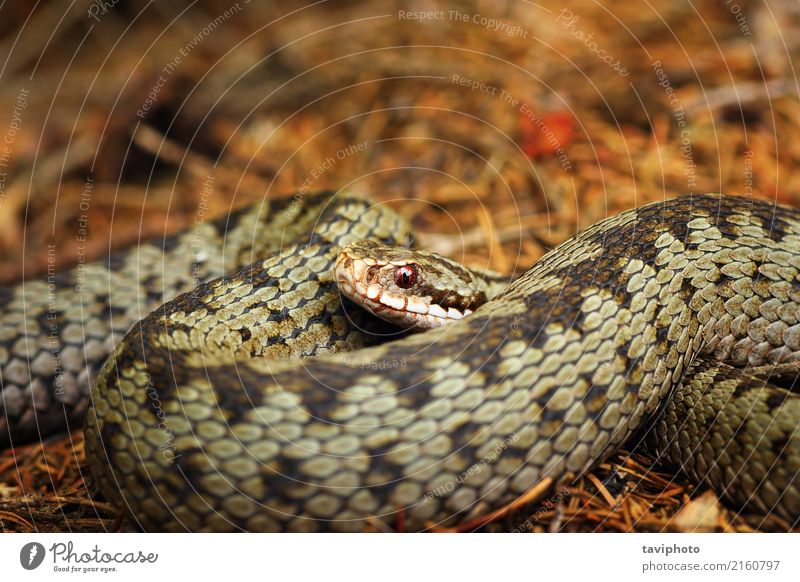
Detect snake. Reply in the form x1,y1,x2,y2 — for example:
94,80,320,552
1,190,799,531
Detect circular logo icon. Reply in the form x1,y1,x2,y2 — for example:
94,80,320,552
19,542,46,570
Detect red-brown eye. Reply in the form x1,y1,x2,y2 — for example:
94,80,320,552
394,265,417,288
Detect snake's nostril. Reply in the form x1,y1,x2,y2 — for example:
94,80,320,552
366,265,380,283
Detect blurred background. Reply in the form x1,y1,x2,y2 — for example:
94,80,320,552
2,0,800,283
1,0,799,531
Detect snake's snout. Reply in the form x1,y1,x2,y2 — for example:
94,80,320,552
334,254,356,294
335,255,352,279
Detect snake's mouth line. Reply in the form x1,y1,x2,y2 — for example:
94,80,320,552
334,255,470,329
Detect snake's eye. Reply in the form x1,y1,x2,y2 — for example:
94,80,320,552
394,265,417,289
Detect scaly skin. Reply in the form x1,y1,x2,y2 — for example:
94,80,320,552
0,191,377,446
77,193,799,531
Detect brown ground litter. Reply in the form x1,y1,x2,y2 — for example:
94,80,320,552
1,0,799,532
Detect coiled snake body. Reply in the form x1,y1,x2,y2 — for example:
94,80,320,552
1,191,799,531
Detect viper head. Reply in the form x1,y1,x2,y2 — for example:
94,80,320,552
334,240,493,330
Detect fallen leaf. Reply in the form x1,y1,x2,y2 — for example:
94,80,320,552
669,491,722,532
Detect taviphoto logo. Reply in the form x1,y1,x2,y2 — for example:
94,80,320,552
19,542,46,570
